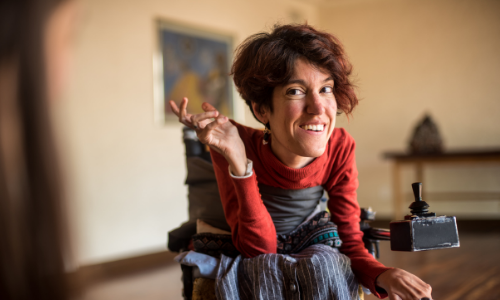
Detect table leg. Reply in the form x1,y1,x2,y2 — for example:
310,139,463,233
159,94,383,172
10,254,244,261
393,162,402,219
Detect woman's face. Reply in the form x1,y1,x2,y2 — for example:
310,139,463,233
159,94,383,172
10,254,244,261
257,58,338,168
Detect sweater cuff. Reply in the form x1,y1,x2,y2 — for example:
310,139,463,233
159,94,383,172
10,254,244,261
228,159,253,179
367,266,393,299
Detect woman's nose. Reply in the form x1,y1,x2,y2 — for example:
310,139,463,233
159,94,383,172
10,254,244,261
306,93,325,115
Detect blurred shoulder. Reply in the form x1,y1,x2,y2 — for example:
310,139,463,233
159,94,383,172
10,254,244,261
329,127,355,149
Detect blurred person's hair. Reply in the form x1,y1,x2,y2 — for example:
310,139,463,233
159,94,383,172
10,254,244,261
231,23,358,124
0,0,69,299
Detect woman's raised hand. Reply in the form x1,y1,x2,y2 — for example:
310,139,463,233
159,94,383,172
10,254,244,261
169,97,248,176
376,268,433,300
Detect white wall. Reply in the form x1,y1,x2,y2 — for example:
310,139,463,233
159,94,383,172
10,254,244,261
319,0,500,218
56,0,317,266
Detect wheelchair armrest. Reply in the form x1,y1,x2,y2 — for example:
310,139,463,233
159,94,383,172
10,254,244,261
360,207,390,258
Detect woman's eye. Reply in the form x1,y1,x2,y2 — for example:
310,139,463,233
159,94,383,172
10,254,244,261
322,86,334,93
287,89,304,96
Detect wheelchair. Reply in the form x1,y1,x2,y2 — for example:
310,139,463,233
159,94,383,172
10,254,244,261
168,127,390,300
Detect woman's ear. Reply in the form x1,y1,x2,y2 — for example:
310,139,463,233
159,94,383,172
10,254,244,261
251,102,269,124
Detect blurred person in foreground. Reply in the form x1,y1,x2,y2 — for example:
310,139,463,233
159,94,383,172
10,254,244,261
170,24,433,300
0,0,78,299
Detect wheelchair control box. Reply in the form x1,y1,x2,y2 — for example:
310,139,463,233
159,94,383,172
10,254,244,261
390,182,460,252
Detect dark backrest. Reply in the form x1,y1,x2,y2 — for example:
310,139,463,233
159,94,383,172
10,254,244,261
167,128,230,252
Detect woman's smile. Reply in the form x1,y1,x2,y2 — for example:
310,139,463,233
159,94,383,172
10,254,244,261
299,123,326,133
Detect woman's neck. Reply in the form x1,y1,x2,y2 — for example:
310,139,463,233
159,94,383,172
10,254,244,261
269,139,315,169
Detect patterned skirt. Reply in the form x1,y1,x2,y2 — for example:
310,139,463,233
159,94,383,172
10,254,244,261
194,212,361,300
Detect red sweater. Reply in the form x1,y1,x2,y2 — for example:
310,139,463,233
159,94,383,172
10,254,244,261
210,121,390,298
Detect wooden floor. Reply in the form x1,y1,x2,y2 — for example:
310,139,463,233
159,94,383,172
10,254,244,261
365,232,500,300
82,232,500,300
81,264,184,300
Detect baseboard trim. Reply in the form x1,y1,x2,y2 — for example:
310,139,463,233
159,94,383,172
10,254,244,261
69,250,178,289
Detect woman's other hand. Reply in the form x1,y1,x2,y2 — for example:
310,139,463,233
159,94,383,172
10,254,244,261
169,97,248,176
376,268,432,300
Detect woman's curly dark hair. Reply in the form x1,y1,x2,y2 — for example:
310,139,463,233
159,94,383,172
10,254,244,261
231,24,358,123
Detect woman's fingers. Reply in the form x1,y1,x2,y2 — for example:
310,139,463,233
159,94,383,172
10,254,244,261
203,115,228,133
168,100,180,115
169,98,225,131
191,110,220,129
178,97,191,123
202,102,217,112
169,98,195,127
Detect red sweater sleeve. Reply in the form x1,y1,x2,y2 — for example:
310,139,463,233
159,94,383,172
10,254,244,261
210,150,277,258
324,134,391,298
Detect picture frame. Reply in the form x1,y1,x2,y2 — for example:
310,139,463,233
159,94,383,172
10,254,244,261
153,19,234,123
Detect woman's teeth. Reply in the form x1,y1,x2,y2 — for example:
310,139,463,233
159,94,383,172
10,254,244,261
301,124,324,131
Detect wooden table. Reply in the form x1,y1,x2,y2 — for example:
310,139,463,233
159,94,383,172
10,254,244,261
383,149,500,219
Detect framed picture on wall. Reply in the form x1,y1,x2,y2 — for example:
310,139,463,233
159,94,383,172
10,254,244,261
153,19,234,123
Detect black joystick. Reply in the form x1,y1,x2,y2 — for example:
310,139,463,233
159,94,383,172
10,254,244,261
390,182,459,252
405,182,435,219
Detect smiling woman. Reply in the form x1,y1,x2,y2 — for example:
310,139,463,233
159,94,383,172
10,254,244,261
253,58,338,168
169,24,433,300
